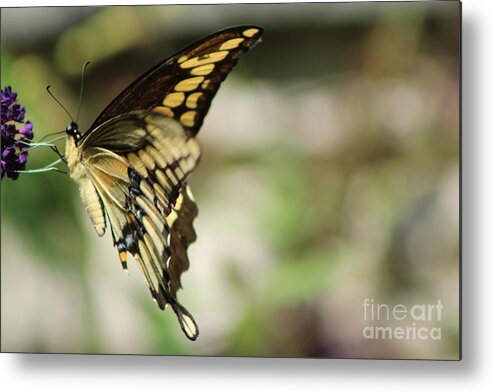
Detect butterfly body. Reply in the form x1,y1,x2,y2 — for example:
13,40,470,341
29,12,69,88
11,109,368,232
64,26,263,341
65,124,106,237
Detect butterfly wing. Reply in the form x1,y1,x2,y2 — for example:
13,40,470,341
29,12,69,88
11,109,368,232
73,26,263,340
80,112,201,340
87,25,263,136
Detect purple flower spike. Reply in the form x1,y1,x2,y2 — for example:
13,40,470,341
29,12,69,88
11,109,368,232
1,86,34,181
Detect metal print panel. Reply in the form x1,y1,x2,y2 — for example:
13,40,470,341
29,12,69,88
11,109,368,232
0,1,460,360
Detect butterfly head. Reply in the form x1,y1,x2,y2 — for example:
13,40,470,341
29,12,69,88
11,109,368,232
66,122,82,144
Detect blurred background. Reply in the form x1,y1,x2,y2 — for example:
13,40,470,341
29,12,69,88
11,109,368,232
1,2,459,359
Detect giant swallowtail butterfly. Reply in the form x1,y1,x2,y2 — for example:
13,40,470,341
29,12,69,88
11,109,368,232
63,25,263,340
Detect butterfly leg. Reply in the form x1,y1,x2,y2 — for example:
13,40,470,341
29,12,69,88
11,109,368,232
51,167,69,175
14,158,67,175
50,145,68,164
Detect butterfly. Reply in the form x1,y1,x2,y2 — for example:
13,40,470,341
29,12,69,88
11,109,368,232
63,25,263,340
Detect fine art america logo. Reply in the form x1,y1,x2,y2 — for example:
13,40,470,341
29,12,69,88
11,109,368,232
362,298,443,341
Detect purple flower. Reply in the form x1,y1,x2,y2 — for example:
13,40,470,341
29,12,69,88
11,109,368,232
10,104,26,122
1,86,17,106
19,121,34,140
1,86,34,180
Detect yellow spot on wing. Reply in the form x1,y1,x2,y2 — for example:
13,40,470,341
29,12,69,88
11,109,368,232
139,180,155,203
180,51,229,69
142,216,164,243
154,183,168,205
166,168,178,185
180,111,196,127
178,56,188,63
166,210,179,227
138,240,160,290
153,106,174,117
155,170,172,192
151,139,174,164
186,92,202,109
154,135,181,160
191,63,215,76
127,153,148,177
145,145,167,168
138,149,156,171
201,79,211,89
174,193,184,210
144,223,165,259
136,196,165,236
179,157,193,172
178,160,190,174
175,77,204,92
243,28,259,38
220,38,244,50
167,195,184,226
174,166,185,179
163,92,185,108
143,233,163,275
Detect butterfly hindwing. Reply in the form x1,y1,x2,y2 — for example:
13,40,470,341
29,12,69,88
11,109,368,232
166,185,199,298
80,112,201,340
88,25,263,136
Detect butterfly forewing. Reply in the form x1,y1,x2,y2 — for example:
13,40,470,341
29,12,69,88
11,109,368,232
69,25,263,341
87,25,263,136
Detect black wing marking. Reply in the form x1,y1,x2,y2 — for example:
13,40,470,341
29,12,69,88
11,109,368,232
167,185,199,298
87,25,263,136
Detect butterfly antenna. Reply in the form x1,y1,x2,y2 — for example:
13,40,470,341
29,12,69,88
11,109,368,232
46,85,74,123
75,61,90,124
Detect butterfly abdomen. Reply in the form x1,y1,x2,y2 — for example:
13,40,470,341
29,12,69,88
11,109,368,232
65,135,107,237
